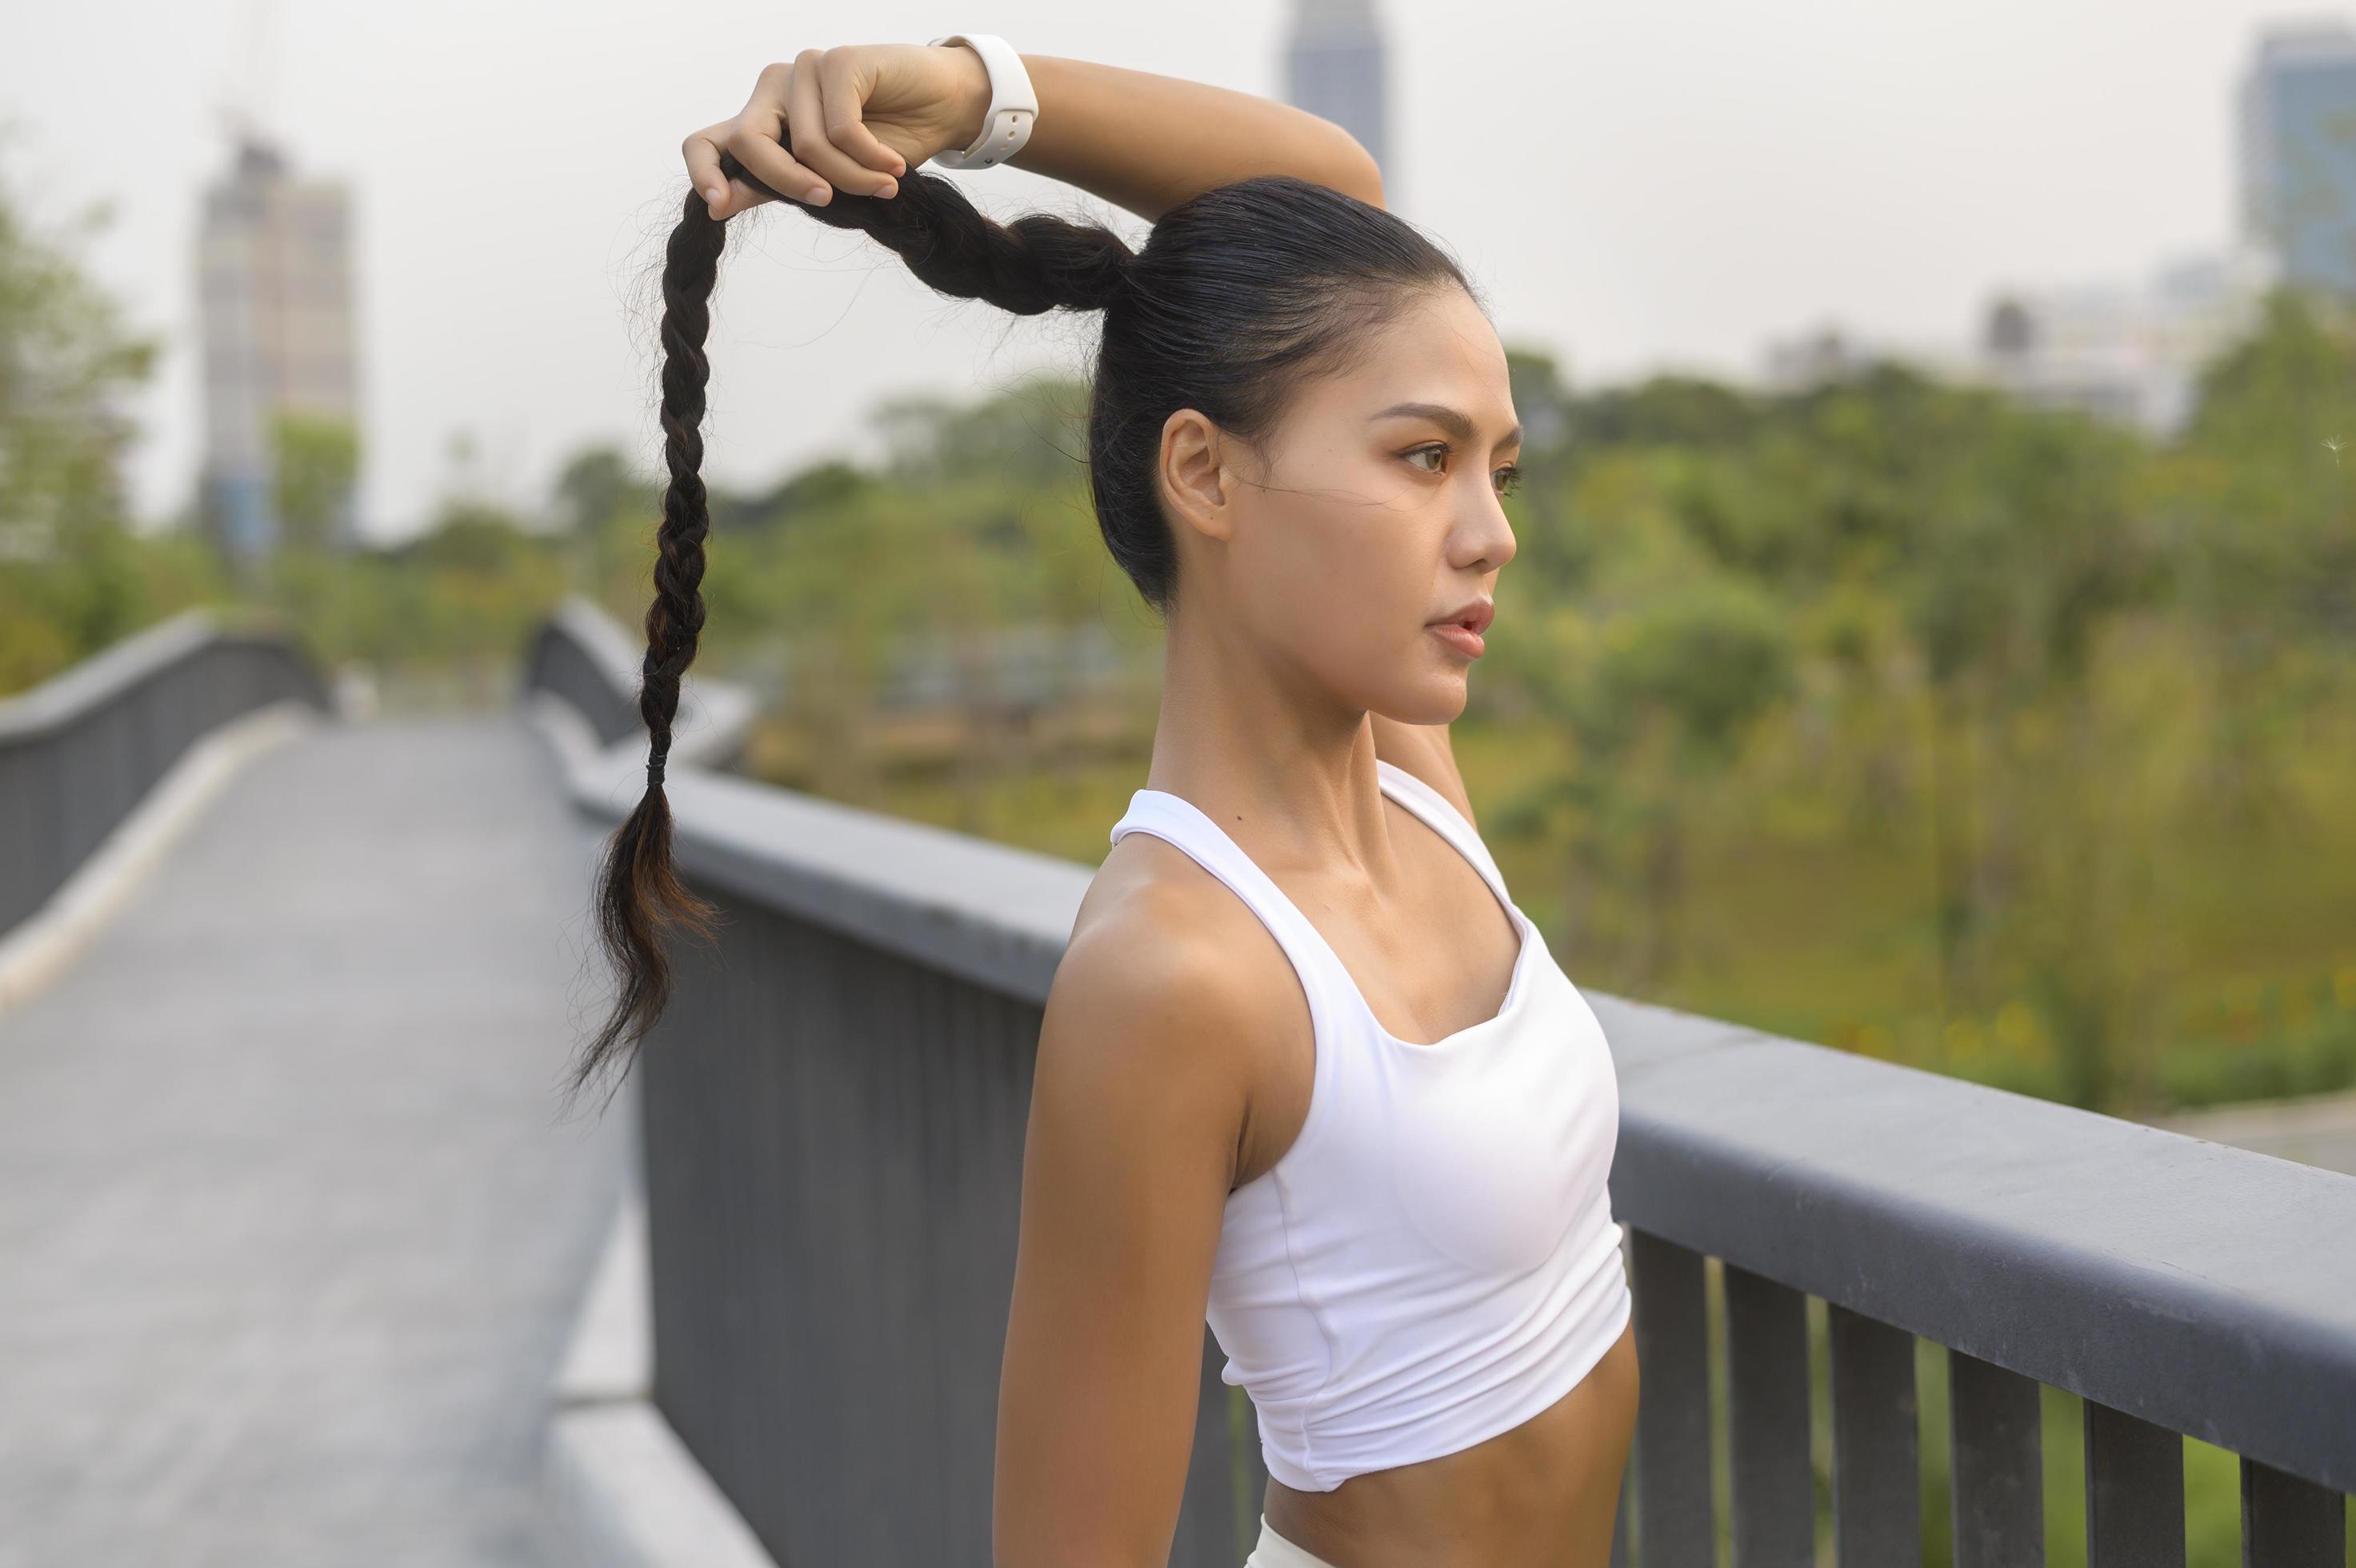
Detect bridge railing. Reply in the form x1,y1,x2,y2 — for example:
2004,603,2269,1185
0,608,327,940
526,602,2356,1568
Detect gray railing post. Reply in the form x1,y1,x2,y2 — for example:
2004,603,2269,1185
1629,1229,1713,1565
2083,1400,2184,1568
1949,1350,2043,1568
2237,1458,2345,1568
1828,1304,1919,1565
1724,1263,1812,1567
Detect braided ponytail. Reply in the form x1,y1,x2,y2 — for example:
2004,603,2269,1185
569,144,1144,1102
574,141,1467,1102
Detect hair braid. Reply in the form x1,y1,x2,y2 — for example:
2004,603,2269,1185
567,182,732,1107
642,209,723,778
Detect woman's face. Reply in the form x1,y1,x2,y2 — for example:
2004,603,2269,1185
1158,285,1521,726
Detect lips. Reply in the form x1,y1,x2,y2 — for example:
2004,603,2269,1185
1430,598,1495,636
1428,598,1492,659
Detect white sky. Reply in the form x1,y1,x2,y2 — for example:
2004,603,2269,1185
0,0,2317,542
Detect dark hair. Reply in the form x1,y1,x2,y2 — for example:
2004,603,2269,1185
570,142,1472,1102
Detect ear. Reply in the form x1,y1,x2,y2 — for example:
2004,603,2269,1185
1158,407,1238,544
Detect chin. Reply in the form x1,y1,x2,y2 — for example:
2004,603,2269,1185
1369,674,1471,727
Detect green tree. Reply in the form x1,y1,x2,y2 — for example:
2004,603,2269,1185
1496,442,1795,983
2166,286,2356,829
0,128,162,678
270,410,360,554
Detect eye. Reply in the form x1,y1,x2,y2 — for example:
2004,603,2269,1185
1406,444,1522,497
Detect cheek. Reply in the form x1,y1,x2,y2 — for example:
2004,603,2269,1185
1251,517,1427,676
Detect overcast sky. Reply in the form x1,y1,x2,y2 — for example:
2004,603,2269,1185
0,0,2312,541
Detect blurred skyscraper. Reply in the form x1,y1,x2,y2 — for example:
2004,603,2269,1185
1970,251,2270,438
2239,20,2356,296
196,131,361,565
1758,250,2270,441
1284,0,1394,198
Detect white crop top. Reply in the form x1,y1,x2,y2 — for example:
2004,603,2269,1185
1107,759,1633,1493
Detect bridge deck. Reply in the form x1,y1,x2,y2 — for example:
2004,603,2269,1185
0,714,630,1567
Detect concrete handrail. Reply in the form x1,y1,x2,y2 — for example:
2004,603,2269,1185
0,607,329,938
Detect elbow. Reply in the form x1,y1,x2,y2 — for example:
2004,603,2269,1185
1330,142,1388,210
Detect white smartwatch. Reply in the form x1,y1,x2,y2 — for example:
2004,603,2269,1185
926,33,1037,169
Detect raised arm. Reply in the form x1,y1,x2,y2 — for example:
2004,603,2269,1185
953,50,1386,222
686,44,1379,224
994,890,1258,1566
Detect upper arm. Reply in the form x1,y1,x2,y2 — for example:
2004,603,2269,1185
993,900,1258,1568
1369,712,1480,829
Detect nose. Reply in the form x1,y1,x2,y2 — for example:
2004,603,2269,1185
1461,485,1517,574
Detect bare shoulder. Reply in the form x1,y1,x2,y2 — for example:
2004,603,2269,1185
1040,834,1299,1133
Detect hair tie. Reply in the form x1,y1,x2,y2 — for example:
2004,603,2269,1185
646,751,668,786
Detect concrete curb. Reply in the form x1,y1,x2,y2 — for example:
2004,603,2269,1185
0,698,318,1018
541,1194,778,1568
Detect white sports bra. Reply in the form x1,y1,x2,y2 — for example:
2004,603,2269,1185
1107,758,1633,1494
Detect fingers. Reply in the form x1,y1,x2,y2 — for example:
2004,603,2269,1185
681,126,731,216
783,46,899,206
682,125,775,219
713,174,765,222
818,49,909,182
721,62,828,209
683,50,908,222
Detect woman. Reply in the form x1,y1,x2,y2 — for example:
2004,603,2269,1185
583,38,1638,1568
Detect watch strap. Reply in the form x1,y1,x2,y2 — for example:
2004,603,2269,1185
926,34,1037,169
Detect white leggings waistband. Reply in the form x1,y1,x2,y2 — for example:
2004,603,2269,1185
1242,1514,1340,1568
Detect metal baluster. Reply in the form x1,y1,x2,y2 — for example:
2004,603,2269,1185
1949,1350,2042,1568
1725,1264,1814,1568
1828,1306,1919,1564
1630,1230,1712,1566
2239,1456,2346,1567
2084,1399,2183,1568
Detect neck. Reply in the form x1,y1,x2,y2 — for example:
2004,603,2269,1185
1141,596,1402,882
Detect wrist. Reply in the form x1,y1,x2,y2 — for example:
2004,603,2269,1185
938,40,994,154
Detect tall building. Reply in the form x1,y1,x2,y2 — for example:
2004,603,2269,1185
1284,0,1394,198
2238,20,2356,297
196,132,361,563
1970,251,2271,438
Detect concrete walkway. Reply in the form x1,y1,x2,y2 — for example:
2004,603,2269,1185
2153,1089,2356,1179
0,714,634,1567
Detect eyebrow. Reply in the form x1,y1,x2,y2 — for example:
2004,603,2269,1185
1370,401,1522,450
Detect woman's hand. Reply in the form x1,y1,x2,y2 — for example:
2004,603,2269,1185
681,43,990,220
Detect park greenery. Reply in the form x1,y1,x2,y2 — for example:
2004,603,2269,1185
5,154,2352,1142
